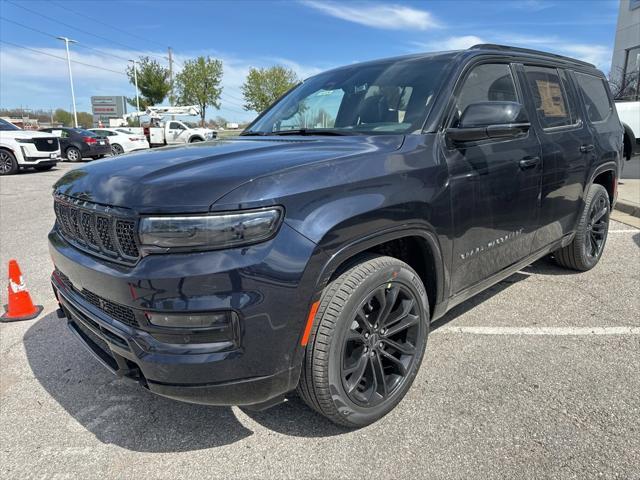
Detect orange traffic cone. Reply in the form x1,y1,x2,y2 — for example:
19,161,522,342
1,260,43,322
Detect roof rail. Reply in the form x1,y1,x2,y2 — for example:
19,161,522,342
468,44,595,68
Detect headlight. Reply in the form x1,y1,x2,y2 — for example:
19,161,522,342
139,207,283,250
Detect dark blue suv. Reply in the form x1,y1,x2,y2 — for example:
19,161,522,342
50,45,623,427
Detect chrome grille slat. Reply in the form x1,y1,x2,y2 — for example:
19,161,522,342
53,195,140,265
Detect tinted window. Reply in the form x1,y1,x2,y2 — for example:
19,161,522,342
524,66,574,128
574,72,612,122
0,118,20,131
453,63,517,126
169,122,185,130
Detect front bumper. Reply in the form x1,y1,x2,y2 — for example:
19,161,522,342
49,222,324,406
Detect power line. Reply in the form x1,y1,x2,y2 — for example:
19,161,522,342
0,16,132,64
5,0,170,64
0,40,128,76
49,0,167,49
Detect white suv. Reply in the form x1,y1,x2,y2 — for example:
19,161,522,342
0,118,61,175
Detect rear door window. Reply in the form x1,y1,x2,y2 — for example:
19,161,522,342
524,66,575,128
574,72,612,123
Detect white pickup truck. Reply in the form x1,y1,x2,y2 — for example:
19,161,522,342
114,105,217,148
144,119,216,147
0,118,61,175
616,101,640,160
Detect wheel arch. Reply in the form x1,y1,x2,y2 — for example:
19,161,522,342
588,161,618,205
189,135,204,143
313,226,446,319
621,122,635,160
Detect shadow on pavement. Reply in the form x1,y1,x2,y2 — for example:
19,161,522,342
634,233,640,248
23,312,346,452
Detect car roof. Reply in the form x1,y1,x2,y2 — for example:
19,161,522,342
312,44,601,80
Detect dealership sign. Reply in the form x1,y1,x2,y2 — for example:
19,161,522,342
90,96,127,126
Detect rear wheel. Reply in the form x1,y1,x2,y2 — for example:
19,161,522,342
111,144,124,155
297,255,429,427
65,147,81,162
0,150,18,175
554,184,610,271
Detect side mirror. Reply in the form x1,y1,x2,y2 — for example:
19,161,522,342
446,101,530,143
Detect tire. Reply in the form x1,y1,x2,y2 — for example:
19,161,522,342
189,136,204,143
65,147,81,162
33,165,54,172
91,155,105,160
0,149,18,175
554,184,610,271
111,144,124,155
297,255,429,428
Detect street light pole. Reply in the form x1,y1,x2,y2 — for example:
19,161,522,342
57,36,78,128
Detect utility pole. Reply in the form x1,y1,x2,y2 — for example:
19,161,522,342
168,47,174,106
128,59,141,126
57,36,78,128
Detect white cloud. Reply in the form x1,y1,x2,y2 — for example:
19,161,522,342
410,33,612,70
0,46,321,121
302,0,440,30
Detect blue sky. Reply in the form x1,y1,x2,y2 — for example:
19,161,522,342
0,0,620,122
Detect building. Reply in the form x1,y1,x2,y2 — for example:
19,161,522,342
611,0,640,101
91,96,127,127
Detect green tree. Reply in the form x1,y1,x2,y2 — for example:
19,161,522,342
175,56,223,126
241,66,299,113
53,108,73,126
77,112,93,128
126,56,171,110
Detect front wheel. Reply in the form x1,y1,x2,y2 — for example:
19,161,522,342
297,255,429,428
0,149,18,175
189,136,204,143
553,184,610,271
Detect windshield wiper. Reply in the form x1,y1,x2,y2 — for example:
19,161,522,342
271,129,354,136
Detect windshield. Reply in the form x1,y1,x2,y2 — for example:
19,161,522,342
245,56,450,135
0,118,21,131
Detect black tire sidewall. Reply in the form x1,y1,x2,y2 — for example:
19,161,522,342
112,144,124,155
577,186,610,269
0,150,18,175
326,263,429,426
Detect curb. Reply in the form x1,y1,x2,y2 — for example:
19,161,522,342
614,199,640,218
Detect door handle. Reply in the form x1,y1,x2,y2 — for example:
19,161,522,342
580,144,595,153
519,156,540,169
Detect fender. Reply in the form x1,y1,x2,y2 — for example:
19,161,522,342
585,160,620,205
312,223,448,318
621,122,638,160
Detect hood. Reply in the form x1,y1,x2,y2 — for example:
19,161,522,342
0,130,57,139
54,135,404,213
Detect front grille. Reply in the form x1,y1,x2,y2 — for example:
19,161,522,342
33,137,59,152
54,194,140,265
55,270,139,328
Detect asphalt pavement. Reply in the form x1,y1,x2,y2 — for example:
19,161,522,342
1,162,639,479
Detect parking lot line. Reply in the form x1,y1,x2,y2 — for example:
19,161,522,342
608,229,639,232
435,326,640,335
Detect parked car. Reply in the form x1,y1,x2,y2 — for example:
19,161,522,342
0,118,60,175
39,127,111,161
615,101,640,160
89,128,150,155
50,44,622,427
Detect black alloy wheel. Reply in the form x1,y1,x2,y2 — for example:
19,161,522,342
584,192,608,261
341,283,421,407
297,255,429,427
